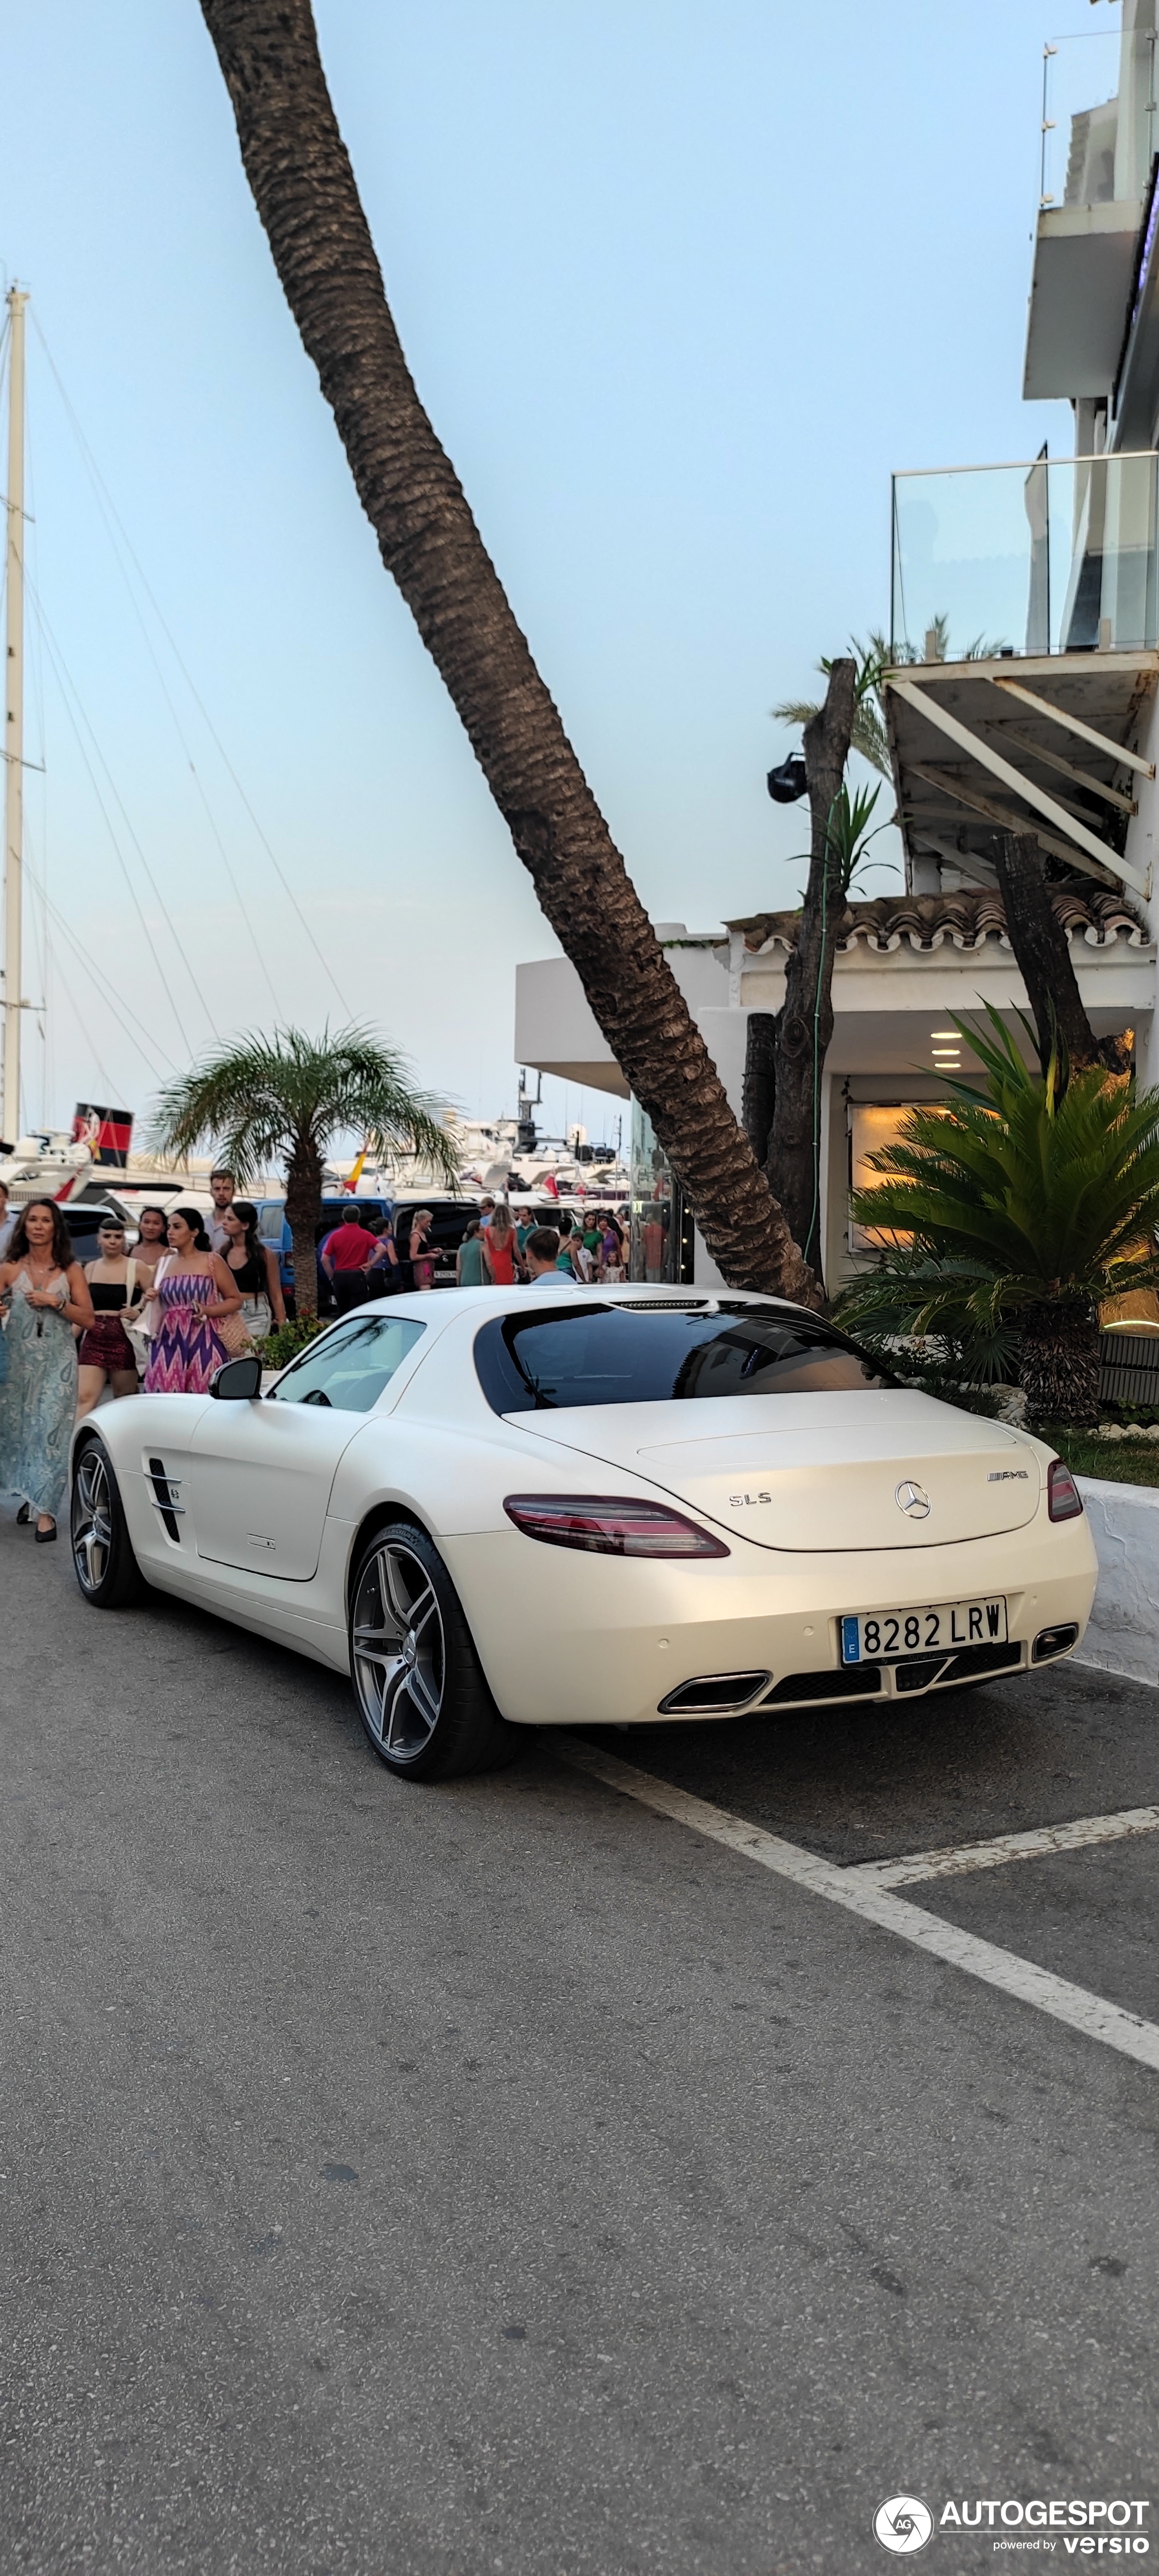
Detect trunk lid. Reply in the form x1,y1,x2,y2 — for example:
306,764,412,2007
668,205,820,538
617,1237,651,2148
509,1391,1042,1551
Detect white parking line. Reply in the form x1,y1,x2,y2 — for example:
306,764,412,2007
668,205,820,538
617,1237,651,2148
848,1804,1159,1891
554,1739,1159,2074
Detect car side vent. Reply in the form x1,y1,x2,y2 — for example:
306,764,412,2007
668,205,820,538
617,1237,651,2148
658,1670,771,1715
147,1457,183,1545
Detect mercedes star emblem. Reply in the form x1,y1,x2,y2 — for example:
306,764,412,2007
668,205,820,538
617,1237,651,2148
895,1480,931,1519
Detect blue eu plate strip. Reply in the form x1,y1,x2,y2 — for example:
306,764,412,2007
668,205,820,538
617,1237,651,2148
840,1617,860,1664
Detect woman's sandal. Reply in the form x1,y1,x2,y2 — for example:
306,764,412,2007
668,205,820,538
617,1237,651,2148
16,1503,30,1524
34,1520,57,1545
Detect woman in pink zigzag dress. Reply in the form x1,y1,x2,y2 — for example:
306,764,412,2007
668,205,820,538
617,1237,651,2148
145,1207,243,1393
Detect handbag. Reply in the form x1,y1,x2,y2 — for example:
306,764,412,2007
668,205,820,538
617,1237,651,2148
240,1292,273,1342
215,1303,256,1356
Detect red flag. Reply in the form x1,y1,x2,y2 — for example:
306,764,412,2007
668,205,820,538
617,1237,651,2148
72,1103,133,1167
542,1171,559,1199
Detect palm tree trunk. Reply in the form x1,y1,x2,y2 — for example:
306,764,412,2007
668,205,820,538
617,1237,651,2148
1020,1298,1100,1426
741,1011,777,1164
197,0,820,1309
993,833,1128,1081
285,1134,325,1321
767,661,856,1285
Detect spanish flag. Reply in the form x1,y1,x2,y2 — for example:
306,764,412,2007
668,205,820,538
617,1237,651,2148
345,1144,368,1192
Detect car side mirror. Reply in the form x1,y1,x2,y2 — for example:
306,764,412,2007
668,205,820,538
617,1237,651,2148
210,1355,263,1402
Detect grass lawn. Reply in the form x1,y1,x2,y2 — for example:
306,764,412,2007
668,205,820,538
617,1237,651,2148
1039,1426,1159,1489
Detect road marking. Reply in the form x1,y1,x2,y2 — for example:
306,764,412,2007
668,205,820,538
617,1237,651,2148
554,1739,1159,2074
848,1803,1159,1890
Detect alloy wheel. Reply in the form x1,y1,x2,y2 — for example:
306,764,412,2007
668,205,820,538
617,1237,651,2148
352,1541,447,1762
72,1448,113,1595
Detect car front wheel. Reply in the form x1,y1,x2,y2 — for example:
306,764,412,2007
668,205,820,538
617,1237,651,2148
349,1521,519,1781
71,1437,146,1609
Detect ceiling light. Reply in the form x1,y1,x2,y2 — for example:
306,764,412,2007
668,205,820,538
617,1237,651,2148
931,1031,959,1040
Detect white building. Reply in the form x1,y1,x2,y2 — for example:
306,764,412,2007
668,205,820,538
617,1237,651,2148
516,7,1159,1285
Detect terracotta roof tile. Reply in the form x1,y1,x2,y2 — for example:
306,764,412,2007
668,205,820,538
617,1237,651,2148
726,885,1153,955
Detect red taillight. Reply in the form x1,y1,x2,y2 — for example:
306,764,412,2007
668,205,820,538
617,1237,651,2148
502,1494,729,1558
1047,1458,1084,1522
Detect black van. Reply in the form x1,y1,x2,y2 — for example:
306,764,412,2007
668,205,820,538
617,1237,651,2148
391,1199,480,1290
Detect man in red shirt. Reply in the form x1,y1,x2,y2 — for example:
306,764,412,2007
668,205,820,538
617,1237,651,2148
320,1204,381,1314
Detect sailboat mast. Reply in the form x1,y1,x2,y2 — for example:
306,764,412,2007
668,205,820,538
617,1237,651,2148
2,285,27,1143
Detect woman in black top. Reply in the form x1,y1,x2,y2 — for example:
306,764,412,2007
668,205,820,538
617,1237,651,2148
219,1201,286,1340
77,1216,144,1417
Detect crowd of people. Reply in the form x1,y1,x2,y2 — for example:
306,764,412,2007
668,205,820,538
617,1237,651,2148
456,1204,627,1288
313,1197,630,1308
0,1170,631,1543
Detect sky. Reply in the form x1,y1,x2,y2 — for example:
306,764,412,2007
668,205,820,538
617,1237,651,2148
0,0,1117,1150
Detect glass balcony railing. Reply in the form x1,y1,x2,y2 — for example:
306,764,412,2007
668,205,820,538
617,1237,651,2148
890,453,1159,664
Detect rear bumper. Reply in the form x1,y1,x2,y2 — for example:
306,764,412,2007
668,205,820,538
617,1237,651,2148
441,1518,1098,1727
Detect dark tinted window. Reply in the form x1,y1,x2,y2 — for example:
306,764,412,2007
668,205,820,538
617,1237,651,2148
393,1202,476,1251
474,1302,893,1413
313,1199,391,1244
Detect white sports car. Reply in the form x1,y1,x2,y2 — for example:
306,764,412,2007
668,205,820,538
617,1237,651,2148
68,1286,1098,1780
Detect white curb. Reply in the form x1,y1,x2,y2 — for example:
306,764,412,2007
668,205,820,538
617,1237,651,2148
1074,1476,1159,1690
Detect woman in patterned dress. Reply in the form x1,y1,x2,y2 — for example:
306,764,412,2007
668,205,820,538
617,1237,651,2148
144,1206,242,1394
0,1198,94,1541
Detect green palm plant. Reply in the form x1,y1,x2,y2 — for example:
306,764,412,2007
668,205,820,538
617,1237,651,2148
151,1026,458,1317
774,624,1010,783
779,780,894,898
773,640,893,780
834,1006,1159,1424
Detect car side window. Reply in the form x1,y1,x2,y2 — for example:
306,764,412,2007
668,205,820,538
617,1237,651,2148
268,1314,425,1413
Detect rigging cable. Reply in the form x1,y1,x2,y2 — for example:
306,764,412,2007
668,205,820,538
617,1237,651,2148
23,571,209,1053
41,944,120,1105
33,314,345,1011
22,836,172,1084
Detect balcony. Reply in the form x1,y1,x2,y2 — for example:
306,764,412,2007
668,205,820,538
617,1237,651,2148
890,453,1159,664
885,456,1159,905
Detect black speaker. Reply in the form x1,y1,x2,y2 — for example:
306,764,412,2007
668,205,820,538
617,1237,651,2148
767,754,807,804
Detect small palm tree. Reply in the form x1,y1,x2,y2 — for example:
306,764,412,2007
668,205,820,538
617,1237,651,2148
773,625,1010,784
834,1008,1159,1424
151,1026,458,1317
773,640,893,780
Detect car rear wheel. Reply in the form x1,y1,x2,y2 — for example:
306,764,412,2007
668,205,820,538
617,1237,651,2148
71,1436,146,1609
349,1521,519,1781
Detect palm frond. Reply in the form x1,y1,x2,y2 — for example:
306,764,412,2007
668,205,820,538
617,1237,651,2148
770,696,821,730
149,1023,460,1188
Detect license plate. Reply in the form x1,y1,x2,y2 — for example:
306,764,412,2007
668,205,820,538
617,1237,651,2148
840,1597,1008,1664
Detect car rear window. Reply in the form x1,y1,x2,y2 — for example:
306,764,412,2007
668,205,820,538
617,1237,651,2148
474,1302,893,1413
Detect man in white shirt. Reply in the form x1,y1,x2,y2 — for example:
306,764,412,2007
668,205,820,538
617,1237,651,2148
522,1228,580,1287
205,1169,236,1256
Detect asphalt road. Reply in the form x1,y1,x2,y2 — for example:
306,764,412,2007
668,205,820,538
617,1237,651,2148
3,1499,1158,2576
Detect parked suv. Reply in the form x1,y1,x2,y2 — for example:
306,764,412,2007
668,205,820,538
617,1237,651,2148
255,1196,396,1314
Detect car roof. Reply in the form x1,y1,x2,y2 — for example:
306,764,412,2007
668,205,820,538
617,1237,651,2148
374,1283,808,1327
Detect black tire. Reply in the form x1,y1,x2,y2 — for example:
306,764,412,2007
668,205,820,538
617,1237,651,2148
348,1520,520,1781
70,1435,146,1610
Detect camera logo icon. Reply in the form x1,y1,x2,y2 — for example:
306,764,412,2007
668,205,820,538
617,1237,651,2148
874,2495,934,2554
